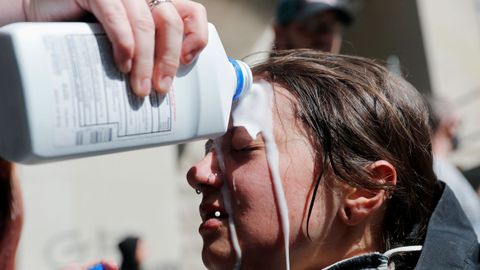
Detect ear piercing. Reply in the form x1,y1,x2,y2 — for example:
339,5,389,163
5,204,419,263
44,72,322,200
195,189,202,195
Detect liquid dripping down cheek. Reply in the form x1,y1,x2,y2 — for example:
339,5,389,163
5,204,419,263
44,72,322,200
231,81,291,270
213,137,242,270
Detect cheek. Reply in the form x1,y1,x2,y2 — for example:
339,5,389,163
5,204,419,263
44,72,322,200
302,178,342,241
280,141,317,236
227,159,282,246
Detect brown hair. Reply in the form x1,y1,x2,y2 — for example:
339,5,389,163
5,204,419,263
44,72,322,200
252,50,437,250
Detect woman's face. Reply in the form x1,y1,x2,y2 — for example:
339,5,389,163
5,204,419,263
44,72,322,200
187,86,344,269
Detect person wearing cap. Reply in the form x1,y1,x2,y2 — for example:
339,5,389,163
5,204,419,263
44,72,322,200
274,0,352,53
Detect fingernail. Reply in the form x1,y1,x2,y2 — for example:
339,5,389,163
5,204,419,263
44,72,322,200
184,53,194,64
158,76,173,92
141,79,151,96
120,59,132,73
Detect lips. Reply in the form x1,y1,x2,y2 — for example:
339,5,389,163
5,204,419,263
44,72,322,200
200,203,229,221
199,203,229,234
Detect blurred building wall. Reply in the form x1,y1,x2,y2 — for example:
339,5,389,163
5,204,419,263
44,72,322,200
341,1,432,94
342,0,480,170
417,0,480,169
18,147,184,270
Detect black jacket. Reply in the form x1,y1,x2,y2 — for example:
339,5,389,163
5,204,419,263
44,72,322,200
324,183,480,269
415,182,479,269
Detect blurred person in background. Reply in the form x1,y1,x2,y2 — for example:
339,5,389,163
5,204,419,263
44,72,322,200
273,0,353,53
118,236,147,270
427,95,480,239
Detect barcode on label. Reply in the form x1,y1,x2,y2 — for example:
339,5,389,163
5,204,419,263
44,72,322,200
75,128,113,145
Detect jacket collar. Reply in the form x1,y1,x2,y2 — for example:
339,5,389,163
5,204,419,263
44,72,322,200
415,182,480,269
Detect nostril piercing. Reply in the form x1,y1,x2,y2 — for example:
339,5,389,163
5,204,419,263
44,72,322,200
195,189,202,195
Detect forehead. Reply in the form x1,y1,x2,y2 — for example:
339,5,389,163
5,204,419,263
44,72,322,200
271,85,298,123
205,83,303,151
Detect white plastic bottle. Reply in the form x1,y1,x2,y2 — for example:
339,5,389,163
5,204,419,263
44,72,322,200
0,23,252,164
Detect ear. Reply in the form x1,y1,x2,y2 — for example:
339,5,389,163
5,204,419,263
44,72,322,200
338,160,397,226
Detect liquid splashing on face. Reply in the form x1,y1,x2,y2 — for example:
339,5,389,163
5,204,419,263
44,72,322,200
213,137,242,270
231,81,291,270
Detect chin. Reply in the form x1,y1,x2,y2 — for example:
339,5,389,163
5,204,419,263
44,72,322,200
202,246,236,270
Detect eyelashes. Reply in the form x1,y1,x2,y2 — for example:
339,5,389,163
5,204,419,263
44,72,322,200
231,145,263,154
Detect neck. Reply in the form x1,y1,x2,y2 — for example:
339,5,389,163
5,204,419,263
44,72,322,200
340,224,383,258
293,218,383,270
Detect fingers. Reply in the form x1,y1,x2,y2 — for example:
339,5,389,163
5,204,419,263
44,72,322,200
79,0,135,74
77,0,209,96
151,1,183,94
172,0,208,64
79,0,156,97
122,0,155,96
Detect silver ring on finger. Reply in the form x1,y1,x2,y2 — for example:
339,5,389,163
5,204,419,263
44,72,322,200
149,0,173,10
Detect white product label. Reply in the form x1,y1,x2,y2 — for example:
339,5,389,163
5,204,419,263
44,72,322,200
43,34,174,147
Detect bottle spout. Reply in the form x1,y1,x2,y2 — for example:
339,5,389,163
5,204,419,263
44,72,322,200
229,58,253,101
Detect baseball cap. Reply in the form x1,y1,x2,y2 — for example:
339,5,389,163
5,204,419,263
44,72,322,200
276,0,353,26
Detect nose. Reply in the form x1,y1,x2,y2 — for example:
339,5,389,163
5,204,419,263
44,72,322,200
186,151,223,191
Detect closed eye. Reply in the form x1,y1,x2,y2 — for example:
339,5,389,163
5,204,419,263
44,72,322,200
231,145,262,153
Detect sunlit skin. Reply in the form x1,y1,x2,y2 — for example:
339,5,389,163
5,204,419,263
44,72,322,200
187,85,395,270
274,11,344,53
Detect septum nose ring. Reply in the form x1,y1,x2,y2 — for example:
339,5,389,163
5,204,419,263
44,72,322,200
195,173,218,195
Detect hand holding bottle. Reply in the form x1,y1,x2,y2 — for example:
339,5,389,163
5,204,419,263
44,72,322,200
0,0,208,96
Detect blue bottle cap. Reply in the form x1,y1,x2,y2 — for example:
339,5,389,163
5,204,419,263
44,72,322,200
229,58,253,102
88,263,104,270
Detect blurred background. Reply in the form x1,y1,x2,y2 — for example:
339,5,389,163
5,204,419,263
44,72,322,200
16,0,480,269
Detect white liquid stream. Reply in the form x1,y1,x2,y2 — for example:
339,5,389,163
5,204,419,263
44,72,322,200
213,81,291,270
213,138,242,270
